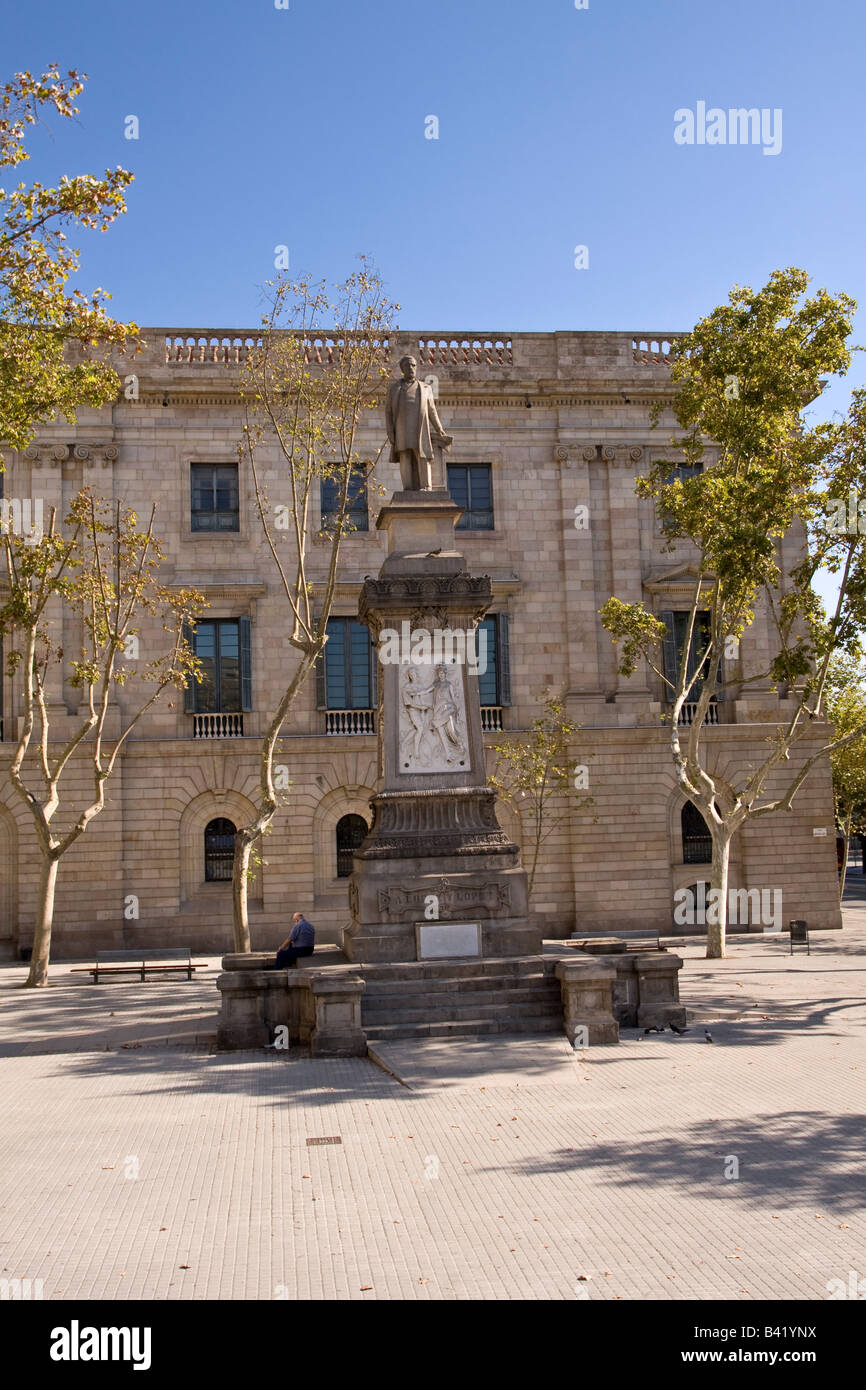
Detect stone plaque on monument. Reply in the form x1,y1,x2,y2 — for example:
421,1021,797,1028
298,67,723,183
415,921,482,960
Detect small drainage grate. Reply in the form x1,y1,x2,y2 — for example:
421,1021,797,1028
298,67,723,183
306,1136,342,1147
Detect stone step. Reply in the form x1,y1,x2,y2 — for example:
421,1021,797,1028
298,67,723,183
362,995,562,1025
357,955,546,983
365,1016,564,1041
362,974,560,999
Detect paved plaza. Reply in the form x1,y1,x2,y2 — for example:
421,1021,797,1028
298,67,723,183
0,896,864,1302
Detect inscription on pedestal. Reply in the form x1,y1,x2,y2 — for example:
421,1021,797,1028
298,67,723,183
379,880,511,919
415,921,482,959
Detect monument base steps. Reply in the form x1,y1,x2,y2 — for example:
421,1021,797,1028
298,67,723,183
358,954,563,1040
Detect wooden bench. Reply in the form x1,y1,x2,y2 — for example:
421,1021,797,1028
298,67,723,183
71,948,208,983
568,929,662,952
613,929,662,951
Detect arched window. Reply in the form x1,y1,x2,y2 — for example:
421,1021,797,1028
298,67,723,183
204,818,236,881
336,814,368,878
681,802,712,864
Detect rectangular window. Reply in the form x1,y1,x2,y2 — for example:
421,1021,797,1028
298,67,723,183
191,463,239,532
475,614,510,706
658,461,703,530
185,618,251,712
323,618,375,709
661,610,718,694
664,462,703,484
320,465,369,532
447,463,494,530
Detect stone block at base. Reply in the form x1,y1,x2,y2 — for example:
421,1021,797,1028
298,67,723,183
555,959,619,1045
307,975,367,1057
216,970,278,1050
633,952,686,1029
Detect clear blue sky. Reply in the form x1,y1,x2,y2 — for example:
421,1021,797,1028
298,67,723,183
4,0,864,426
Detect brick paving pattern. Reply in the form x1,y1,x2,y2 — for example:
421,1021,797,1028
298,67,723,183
0,900,863,1300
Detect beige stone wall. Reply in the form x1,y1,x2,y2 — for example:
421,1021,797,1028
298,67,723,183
0,330,842,959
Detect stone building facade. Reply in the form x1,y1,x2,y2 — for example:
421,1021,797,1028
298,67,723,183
0,329,842,960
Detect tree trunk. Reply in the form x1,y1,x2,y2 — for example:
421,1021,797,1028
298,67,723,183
705,831,731,959
25,855,59,987
232,835,253,954
527,817,543,900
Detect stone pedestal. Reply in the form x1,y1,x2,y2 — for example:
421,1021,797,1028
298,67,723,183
216,967,277,1050
634,952,686,1029
555,959,619,1045
306,975,367,1057
342,486,538,964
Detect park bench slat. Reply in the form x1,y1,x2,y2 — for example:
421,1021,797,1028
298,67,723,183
569,929,661,950
69,947,208,983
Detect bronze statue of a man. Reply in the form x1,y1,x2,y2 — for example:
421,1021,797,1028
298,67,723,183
385,355,453,491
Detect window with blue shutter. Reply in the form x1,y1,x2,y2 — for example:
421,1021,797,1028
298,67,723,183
315,637,327,709
324,618,373,709
497,612,511,706
239,616,253,712
447,464,494,530
186,620,246,712
660,610,679,691
660,610,716,697
475,614,510,706
658,462,703,530
190,463,239,532
182,621,196,713
476,618,498,706
321,465,369,532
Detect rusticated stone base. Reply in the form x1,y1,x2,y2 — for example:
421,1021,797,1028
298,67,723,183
344,851,540,963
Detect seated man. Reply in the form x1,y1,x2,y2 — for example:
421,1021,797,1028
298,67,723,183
272,912,315,969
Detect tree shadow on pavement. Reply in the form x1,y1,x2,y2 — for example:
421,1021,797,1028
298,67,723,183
48,1044,406,1109
0,970,220,1057
481,1109,866,1212
668,993,865,1046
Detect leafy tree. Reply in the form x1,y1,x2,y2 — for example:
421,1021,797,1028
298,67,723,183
0,64,135,458
227,263,396,951
489,694,592,901
2,492,203,986
0,64,168,984
601,267,866,958
825,654,866,898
